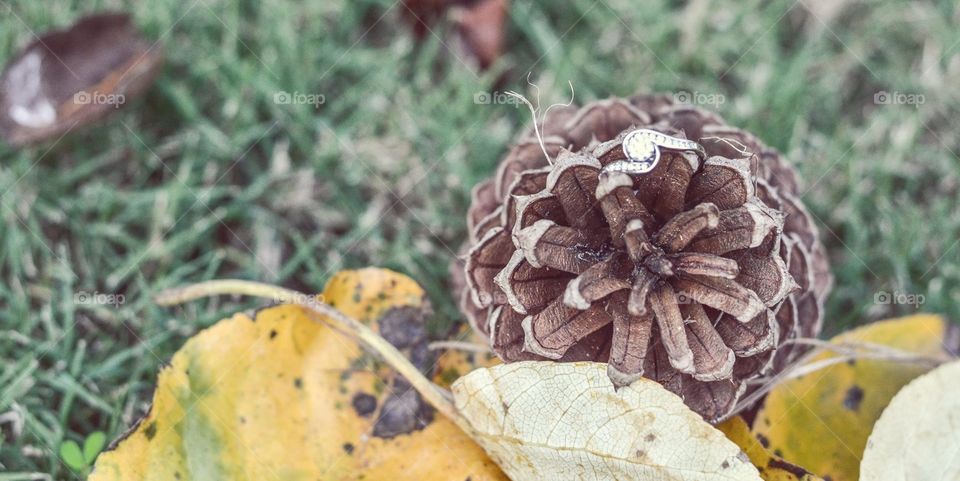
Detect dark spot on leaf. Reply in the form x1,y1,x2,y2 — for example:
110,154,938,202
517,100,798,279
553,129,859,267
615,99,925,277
144,422,157,440
847,359,856,366
352,392,377,417
342,442,354,455
757,433,769,448
634,449,646,459
269,330,277,340
174,472,181,480
349,356,370,372
768,458,813,478
773,448,783,457
844,385,864,411
380,306,425,341
373,384,434,438
294,378,303,389
644,433,656,442
721,460,730,469
239,416,246,424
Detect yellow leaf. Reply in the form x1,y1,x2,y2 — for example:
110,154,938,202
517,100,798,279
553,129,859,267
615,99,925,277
718,416,824,481
452,361,762,481
752,314,952,481
89,268,508,481
860,358,960,481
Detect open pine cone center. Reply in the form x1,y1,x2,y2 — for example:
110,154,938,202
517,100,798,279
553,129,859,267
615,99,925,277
488,146,796,390
457,96,832,422
640,251,672,277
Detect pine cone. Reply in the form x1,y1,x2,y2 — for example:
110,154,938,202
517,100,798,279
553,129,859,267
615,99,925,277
456,94,832,422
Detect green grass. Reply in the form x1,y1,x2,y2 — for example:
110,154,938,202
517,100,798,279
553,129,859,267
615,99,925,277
1,0,959,477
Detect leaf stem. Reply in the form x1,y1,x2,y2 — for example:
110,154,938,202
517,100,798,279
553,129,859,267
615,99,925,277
733,336,950,414
155,279,459,421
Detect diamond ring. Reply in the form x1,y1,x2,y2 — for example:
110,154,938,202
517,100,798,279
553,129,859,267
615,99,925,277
602,129,707,175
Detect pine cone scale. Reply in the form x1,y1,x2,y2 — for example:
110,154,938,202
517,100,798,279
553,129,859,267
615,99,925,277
730,248,797,306
522,299,613,359
717,310,778,356
683,303,736,382
517,220,604,274
496,251,570,315
607,297,653,386
634,152,698,221
653,202,720,253
563,253,631,309
688,202,781,255
671,252,740,279
685,158,754,209
545,156,606,230
649,282,696,373
674,275,765,322
464,227,513,307
627,267,657,316
596,173,656,244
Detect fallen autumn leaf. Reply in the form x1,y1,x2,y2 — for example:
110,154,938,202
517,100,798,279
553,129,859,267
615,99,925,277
89,269,508,481
452,361,762,481
860,358,960,481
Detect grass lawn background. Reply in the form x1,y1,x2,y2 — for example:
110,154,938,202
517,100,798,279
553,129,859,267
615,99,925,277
1,0,959,478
